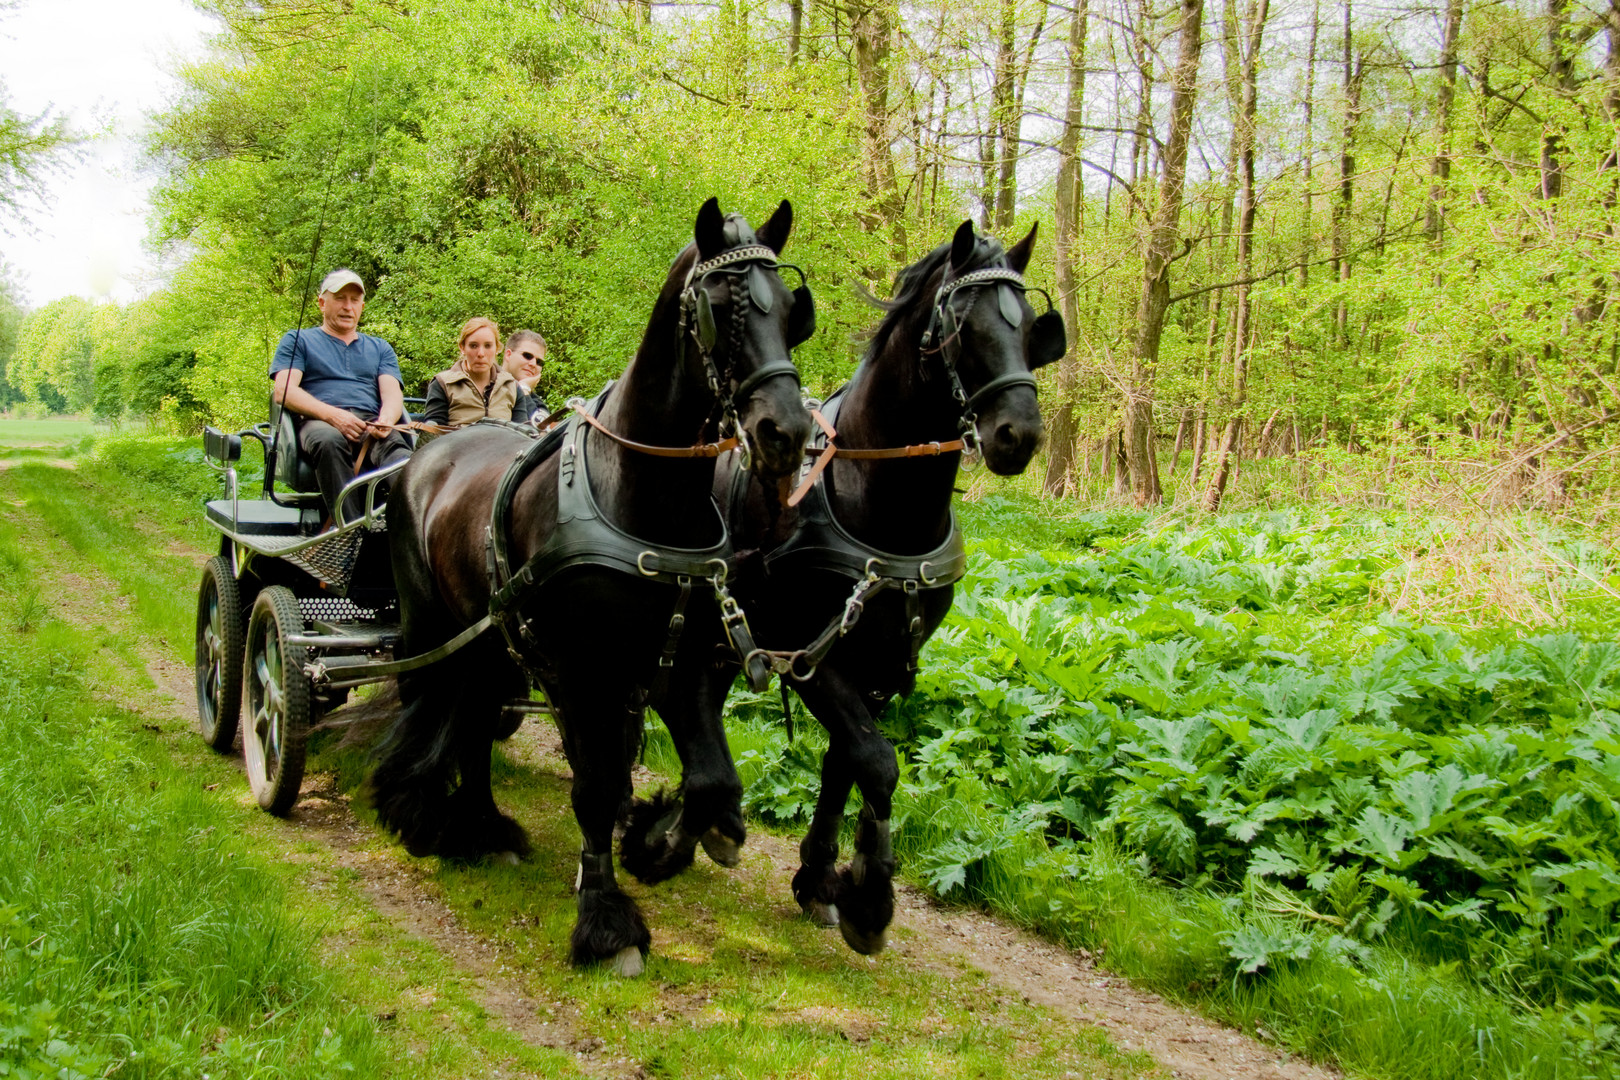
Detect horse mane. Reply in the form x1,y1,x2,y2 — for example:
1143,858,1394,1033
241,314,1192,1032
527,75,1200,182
857,233,1008,365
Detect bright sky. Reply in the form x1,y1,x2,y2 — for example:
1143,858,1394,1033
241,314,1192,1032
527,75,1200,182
0,0,215,307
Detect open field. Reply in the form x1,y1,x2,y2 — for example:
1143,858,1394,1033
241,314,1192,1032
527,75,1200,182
0,416,98,447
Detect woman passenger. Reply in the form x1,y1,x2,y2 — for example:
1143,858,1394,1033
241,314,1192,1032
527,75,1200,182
423,317,534,426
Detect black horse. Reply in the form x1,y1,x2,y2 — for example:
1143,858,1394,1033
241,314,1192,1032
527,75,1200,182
367,199,814,974
670,221,1064,955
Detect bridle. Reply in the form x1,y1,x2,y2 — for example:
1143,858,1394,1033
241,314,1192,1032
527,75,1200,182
783,260,1052,507
678,243,806,468
919,264,1054,456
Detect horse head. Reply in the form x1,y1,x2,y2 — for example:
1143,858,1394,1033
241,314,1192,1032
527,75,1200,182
682,198,814,482
916,220,1066,476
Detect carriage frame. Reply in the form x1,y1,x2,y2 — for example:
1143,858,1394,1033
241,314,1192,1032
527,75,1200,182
192,412,548,815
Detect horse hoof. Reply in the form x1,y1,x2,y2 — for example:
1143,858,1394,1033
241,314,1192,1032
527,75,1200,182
838,919,887,956
700,827,742,868
609,946,645,977
492,850,521,867
803,900,840,927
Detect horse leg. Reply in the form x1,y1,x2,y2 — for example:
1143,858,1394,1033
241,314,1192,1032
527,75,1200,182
795,665,899,955
559,688,652,973
369,666,460,857
792,748,854,927
622,651,745,883
438,688,531,862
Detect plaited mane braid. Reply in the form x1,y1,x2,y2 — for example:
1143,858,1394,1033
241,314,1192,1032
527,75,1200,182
730,268,750,366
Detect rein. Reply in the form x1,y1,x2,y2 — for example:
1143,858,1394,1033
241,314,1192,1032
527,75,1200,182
785,408,966,507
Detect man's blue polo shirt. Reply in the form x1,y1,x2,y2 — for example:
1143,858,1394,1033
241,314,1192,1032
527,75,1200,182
269,326,403,415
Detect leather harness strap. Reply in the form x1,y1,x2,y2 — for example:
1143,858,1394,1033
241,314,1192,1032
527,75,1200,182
575,407,740,459
785,407,968,508
743,392,967,690
484,392,771,692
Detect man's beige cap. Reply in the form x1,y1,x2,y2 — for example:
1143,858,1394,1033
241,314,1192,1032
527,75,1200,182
319,268,366,296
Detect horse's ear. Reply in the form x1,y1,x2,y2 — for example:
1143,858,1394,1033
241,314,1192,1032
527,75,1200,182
695,198,725,260
1007,221,1039,274
756,199,793,254
950,220,976,271
1028,310,1066,369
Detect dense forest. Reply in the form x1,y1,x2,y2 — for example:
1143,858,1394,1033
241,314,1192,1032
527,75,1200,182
2,0,1618,514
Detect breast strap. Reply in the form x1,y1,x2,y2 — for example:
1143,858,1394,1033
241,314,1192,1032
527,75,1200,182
739,391,967,685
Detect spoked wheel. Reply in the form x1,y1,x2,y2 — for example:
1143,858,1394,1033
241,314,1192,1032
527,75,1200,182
243,586,311,816
195,556,245,752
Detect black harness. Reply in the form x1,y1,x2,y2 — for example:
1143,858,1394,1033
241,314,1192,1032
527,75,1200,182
735,252,1052,714
483,236,796,693
919,264,1055,456
486,397,754,686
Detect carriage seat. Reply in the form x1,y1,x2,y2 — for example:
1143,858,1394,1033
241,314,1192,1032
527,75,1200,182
205,497,305,536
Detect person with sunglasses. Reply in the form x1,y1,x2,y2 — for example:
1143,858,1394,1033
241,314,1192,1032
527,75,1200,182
503,329,551,423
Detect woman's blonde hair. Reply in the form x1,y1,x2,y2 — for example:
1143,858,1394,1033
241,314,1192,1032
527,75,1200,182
458,316,501,350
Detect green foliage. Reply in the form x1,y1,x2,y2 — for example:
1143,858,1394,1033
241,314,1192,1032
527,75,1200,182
732,503,1620,1033
134,0,908,429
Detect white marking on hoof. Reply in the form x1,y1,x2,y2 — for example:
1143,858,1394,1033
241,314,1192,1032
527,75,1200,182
803,900,840,927
700,828,742,868
493,850,521,867
609,946,645,977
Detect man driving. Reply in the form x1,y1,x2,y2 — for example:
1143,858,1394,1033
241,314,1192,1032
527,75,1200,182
269,269,412,523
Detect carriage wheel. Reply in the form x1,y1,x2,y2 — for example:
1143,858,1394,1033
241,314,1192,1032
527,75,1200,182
195,556,245,752
243,586,311,816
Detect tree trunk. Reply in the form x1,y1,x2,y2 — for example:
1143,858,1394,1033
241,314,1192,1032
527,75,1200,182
1189,411,1208,488
1170,409,1189,474
1424,0,1463,239
1112,430,1132,497
988,0,1020,229
1541,0,1576,199
1044,0,1091,497
1127,0,1155,208
1123,0,1204,508
789,0,804,63
1330,1,1364,344
1204,0,1269,513
1300,0,1320,287
851,0,906,260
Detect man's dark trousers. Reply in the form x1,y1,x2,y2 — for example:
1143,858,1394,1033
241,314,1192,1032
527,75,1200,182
297,412,412,524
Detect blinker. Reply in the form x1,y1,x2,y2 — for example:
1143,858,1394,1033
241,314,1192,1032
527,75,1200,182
748,265,773,313
695,289,717,350
1028,310,1067,368
787,285,816,347
998,284,1023,328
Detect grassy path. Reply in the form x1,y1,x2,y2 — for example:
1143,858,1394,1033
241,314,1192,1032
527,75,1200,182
0,435,1340,1079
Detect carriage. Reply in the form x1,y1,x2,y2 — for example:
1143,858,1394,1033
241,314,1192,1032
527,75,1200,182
191,401,549,815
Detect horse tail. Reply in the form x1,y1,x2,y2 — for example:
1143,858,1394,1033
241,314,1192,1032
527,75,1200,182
366,667,460,856
314,678,401,749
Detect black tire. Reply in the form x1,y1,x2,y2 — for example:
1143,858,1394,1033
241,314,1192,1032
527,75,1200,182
195,556,244,752
243,586,311,816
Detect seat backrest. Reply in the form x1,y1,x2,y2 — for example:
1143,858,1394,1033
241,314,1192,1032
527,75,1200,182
267,394,322,502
